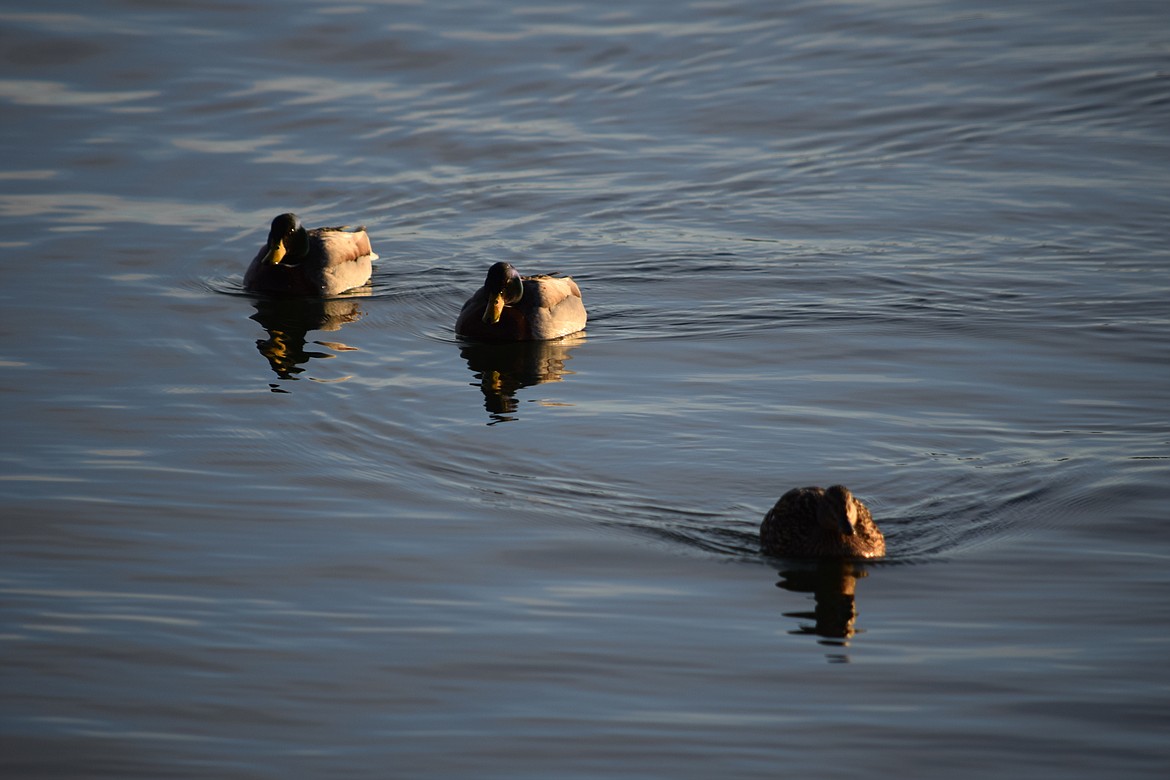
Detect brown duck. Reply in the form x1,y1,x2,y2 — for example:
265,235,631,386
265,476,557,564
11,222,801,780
244,213,376,296
455,262,586,341
760,485,886,559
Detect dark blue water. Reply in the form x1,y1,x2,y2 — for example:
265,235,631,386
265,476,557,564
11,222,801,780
2,1,1169,777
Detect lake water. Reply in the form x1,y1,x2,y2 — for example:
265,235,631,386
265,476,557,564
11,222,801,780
2,0,1169,777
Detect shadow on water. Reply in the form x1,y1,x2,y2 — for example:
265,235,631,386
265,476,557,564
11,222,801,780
772,559,875,662
249,294,368,391
458,335,585,424
627,474,1068,661
633,513,885,661
640,513,884,659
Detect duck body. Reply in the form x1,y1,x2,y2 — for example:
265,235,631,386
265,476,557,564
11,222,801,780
455,262,586,341
244,213,376,296
760,485,886,559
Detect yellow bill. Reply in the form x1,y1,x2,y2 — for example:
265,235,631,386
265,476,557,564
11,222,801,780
262,240,287,266
483,293,506,324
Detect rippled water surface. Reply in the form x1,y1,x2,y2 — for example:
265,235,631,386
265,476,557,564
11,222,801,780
3,1,1169,777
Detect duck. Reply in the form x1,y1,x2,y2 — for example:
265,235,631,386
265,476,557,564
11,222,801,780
760,485,886,559
243,213,376,296
455,261,587,341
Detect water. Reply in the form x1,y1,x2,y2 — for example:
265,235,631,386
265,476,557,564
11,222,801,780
2,0,1169,776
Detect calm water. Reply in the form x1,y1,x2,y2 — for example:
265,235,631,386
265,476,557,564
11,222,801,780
3,0,1170,776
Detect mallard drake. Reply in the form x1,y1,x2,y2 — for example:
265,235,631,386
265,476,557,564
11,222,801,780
243,213,376,296
455,261,587,341
760,485,886,559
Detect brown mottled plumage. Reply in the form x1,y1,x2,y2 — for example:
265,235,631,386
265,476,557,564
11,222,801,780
455,262,586,342
244,213,376,296
760,485,886,559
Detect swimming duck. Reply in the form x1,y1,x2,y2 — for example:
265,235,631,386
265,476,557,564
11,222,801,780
244,213,376,296
455,261,587,341
760,485,886,559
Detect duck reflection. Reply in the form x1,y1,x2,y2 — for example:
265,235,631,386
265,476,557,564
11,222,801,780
250,295,366,388
775,560,871,650
458,335,584,423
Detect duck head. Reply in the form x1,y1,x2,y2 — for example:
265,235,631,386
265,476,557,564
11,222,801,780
261,213,309,266
818,485,859,537
481,262,524,324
